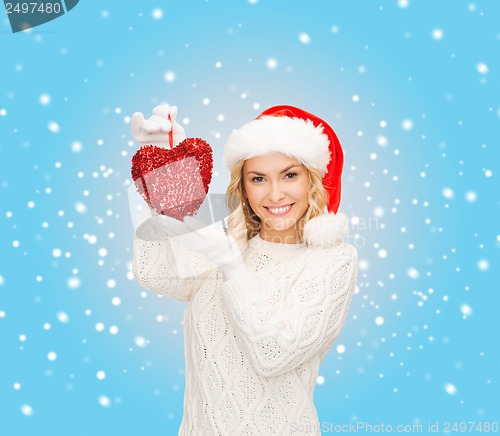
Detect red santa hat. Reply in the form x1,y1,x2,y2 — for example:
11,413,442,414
223,105,349,248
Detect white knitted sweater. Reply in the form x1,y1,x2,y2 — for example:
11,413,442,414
133,216,358,436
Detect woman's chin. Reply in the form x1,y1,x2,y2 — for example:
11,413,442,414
262,217,297,232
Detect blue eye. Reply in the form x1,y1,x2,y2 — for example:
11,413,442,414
251,173,297,183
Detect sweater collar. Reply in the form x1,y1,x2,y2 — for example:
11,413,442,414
248,233,307,251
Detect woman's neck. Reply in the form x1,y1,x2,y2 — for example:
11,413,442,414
258,230,301,244
249,233,307,250
258,231,300,245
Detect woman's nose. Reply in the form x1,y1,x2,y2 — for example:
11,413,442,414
268,182,285,203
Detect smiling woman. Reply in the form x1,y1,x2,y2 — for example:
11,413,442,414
240,154,316,243
132,104,358,435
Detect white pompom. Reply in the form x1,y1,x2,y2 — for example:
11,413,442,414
302,212,349,248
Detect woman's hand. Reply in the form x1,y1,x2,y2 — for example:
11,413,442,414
131,104,187,148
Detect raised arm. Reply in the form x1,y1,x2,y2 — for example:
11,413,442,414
133,208,217,302
220,243,358,377
130,104,216,301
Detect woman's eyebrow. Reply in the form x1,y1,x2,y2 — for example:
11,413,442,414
246,165,300,176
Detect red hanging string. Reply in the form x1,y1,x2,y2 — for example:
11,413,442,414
168,113,174,149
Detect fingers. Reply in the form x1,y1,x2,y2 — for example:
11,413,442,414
131,105,184,148
150,105,172,133
131,112,145,138
131,107,172,137
141,118,168,134
156,116,172,133
152,104,170,117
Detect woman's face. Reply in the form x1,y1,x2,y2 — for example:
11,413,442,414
242,153,309,243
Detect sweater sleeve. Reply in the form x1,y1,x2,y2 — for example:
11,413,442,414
220,243,357,377
132,209,217,302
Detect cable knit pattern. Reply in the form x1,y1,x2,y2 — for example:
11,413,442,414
133,219,358,436
133,209,217,302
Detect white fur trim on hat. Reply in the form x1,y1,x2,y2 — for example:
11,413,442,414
302,212,349,248
223,115,331,173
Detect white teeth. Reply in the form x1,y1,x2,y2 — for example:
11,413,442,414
267,204,291,214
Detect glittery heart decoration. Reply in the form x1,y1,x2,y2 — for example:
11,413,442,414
131,138,213,220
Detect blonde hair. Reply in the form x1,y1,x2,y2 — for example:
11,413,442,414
225,158,328,251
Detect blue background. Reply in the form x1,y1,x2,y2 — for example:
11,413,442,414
0,0,499,434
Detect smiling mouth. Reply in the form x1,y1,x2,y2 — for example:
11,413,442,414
264,203,294,216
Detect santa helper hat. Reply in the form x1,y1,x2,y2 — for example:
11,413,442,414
223,105,349,248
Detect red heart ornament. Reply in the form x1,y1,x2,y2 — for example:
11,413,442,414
131,138,213,220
